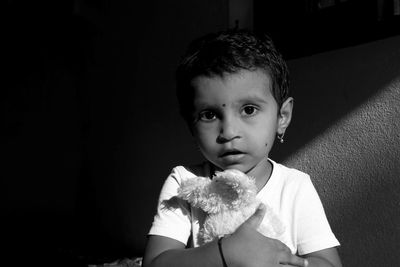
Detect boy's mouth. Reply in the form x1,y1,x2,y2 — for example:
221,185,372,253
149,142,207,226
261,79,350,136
219,149,245,158
219,149,246,164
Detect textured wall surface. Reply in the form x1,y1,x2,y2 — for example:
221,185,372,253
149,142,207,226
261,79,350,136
279,36,400,266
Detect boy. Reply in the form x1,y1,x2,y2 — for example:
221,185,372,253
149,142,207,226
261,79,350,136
143,29,342,267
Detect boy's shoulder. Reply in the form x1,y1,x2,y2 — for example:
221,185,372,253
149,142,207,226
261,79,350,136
170,161,213,181
270,159,311,186
272,160,309,176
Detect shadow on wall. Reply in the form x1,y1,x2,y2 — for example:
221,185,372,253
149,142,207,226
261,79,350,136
273,36,400,266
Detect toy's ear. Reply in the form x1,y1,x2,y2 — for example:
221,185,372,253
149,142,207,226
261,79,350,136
177,177,210,204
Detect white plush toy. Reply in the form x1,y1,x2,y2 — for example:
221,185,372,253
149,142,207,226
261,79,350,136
177,169,286,245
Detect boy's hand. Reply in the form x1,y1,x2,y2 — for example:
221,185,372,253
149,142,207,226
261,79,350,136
222,204,308,267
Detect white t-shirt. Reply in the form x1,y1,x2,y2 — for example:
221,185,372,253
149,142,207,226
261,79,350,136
148,159,340,255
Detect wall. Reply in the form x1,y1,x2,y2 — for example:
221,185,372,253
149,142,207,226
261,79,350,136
277,35,400,266
3,1,89,265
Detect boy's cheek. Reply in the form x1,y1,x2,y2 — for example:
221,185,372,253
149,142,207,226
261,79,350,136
193,124,217,138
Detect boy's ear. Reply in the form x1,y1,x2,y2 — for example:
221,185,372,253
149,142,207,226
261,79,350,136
277,97,294,134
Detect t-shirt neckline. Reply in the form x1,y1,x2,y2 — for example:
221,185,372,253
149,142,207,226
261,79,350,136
257,158,278,197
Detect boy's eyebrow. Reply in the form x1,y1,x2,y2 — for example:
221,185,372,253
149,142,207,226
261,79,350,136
239,95,269,104
194,95,269,110
193,101,218,110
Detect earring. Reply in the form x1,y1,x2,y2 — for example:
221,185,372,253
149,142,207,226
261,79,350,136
277,132,285,143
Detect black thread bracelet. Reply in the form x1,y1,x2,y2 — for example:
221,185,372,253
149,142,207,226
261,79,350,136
217,236,228,267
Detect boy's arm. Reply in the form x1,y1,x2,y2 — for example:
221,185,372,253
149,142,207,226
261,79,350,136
142,235,222,267
293,176,342,267
143,204,308,267
303,247,342,267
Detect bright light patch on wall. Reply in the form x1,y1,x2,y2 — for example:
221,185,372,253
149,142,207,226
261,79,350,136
283,78,400,203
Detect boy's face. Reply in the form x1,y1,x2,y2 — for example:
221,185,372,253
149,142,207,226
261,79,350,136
190,69,289,179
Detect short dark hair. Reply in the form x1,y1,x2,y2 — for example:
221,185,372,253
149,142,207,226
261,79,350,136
176,29,290,124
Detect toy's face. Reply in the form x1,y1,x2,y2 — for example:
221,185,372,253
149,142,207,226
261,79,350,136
213,169,257,208
190,69,280,180
213,178,240,205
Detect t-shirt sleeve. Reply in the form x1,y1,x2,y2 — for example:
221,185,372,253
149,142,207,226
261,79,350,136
147,167,192,245
295,176,340,255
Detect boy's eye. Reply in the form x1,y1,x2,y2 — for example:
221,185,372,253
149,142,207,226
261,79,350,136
199,110,217,121
241,105,258,116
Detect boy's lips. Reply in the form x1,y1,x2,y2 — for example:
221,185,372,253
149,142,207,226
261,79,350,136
219,149,243,156
219,149,246,162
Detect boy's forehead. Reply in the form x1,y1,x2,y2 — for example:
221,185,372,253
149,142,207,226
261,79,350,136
192,69,272,93
191,69,274,103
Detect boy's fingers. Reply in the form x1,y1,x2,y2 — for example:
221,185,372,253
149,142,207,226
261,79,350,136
280,255,309,267
276,240,292,253
243,203,266,229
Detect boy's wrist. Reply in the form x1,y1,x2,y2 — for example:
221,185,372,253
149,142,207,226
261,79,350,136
217,234,240,267
217,236,228,267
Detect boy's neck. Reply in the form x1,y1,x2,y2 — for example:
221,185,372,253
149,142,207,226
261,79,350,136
252,159,273,193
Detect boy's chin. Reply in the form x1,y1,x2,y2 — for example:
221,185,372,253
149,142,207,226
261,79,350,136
212,162,250,173
211,158,270,176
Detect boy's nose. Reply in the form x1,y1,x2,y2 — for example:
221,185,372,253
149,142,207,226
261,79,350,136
216,118,240,143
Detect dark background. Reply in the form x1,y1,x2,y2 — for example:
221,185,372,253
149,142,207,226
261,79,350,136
3,0,400,266
254,0,400,59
